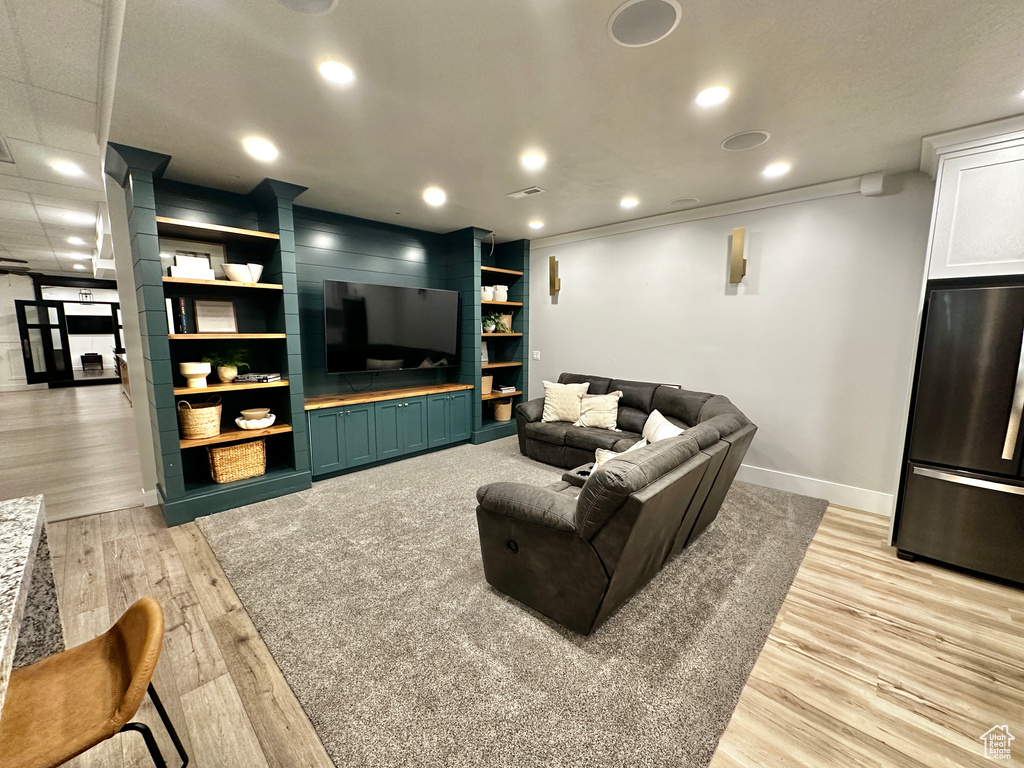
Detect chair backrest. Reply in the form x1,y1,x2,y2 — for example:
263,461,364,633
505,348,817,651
109,597,164,729
574,435,700,539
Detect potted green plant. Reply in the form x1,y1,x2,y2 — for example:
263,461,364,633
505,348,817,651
202,349,249,383
482,313,510,334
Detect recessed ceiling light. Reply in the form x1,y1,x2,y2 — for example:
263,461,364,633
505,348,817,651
695,86,730,107
319,61,355,85
63,212,95,225
528,220,544,230
52,160,84,177
763,162,791,178
520,152,547,171
73,263,87,270
620,196,639,209
423,187,446,206
67,236,86,246
242,136,279,162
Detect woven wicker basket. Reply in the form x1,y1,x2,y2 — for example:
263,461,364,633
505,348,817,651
494,398,513,421
207,438,266,484
481,375,493,395
177,397,222,439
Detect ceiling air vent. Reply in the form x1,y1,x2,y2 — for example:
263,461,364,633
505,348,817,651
506,187,546,200
0,138,14,165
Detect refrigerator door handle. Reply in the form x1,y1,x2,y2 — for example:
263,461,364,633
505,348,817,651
1003,332,1024,460
913,466,1024,496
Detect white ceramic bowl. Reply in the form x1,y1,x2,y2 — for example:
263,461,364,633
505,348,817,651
222,263,252,282
179,362,211,376
236,414,276,430
240,408,271,420
246,263,264,282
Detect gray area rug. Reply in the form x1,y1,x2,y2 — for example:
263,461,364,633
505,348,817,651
198,436,827,768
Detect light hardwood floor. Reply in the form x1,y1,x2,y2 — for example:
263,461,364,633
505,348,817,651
47,503,1024,768
0,385,146,522
710,507,1024,768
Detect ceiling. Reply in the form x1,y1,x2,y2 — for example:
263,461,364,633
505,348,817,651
109,0,1024,241
0,0,109,276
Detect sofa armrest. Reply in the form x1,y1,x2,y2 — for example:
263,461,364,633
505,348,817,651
561,462,595,488
476,482,577,532
516,397,544,424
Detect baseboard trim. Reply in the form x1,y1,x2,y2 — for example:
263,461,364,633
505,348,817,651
141,488,158,506
736,464,893,517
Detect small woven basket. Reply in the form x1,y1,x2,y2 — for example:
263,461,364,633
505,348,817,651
207,438,266,484
494,398,513,421
481,375,493,395
177,397,221,439
499,313,514,331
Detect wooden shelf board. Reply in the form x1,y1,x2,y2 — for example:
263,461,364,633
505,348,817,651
481,300,523,307
481,361,523,369
304,382,474,411
179,423,292,449
482,390,522,401
168,333,287,340
173,380,289,395
163,276,283,290
481,266,524,276
481,332,523,337
155,216,279,243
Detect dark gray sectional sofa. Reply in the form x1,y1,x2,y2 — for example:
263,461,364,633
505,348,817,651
475,372,756,634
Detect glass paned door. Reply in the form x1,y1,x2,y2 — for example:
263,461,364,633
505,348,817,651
15,300,73,384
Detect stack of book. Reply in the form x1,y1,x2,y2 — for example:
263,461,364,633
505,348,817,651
497,385,518,395
234,372,282,383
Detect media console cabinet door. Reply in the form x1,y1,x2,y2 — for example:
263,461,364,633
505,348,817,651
401,398,429,453
375,401,403,460
345,404,377,467
449,391,472,442
427,393,451,448
309,409,345,477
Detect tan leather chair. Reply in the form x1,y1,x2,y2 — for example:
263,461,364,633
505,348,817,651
0,596,189,768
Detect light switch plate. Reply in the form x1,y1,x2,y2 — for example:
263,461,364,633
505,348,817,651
532,351,541,360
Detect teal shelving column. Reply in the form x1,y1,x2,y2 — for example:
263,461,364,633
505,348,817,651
106,144,312,525
443,227,486,435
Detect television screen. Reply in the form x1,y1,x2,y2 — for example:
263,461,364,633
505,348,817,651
324,280,460,374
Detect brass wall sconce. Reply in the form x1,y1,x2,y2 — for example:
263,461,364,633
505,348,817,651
549,255,561,296
729,227,747,284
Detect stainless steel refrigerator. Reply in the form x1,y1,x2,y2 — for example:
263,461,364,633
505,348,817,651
896,282,1024,584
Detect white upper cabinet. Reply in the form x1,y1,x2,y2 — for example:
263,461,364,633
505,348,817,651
924,119,1024,280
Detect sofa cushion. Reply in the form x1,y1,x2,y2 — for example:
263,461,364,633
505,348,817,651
643,410,686,443
564,426,623,452
609,379,659,413
652,386,714,427
541,380,590,423
523,420,571,446
683,422,721,450
612,434,645,451
558,372,612,395
575,391,623,429
574,436,700,539
697,395,750,438
615,406,648,434
594,438,647,468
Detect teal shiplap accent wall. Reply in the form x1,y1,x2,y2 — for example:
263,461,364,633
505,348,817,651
293,206,455,397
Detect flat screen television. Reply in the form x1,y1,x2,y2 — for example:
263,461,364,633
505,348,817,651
324,280,460,374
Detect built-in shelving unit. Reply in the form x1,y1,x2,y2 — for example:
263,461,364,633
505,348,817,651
475,238,529,442
109,143,311,525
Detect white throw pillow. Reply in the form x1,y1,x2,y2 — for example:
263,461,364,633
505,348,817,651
574,390,623,430
594,438,648,468
643,409,685,443
541,380,590,423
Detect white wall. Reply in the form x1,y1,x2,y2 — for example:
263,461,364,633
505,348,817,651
0,273,39,391
529,173,934,515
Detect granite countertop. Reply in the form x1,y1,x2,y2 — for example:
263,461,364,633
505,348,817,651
0,495,45,714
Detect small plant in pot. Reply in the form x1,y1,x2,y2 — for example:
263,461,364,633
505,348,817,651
482,313,510,334
202,349,249,383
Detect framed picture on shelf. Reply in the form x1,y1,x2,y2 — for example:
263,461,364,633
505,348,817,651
159,238,226,277
194,299,238,333
481,341,489,364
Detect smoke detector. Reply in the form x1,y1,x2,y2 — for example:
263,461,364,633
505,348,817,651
608,0,682,48
669,197,700,208
721,131,771,152
506,186,546,200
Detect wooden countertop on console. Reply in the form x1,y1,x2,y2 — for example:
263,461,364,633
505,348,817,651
304,383,475,410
